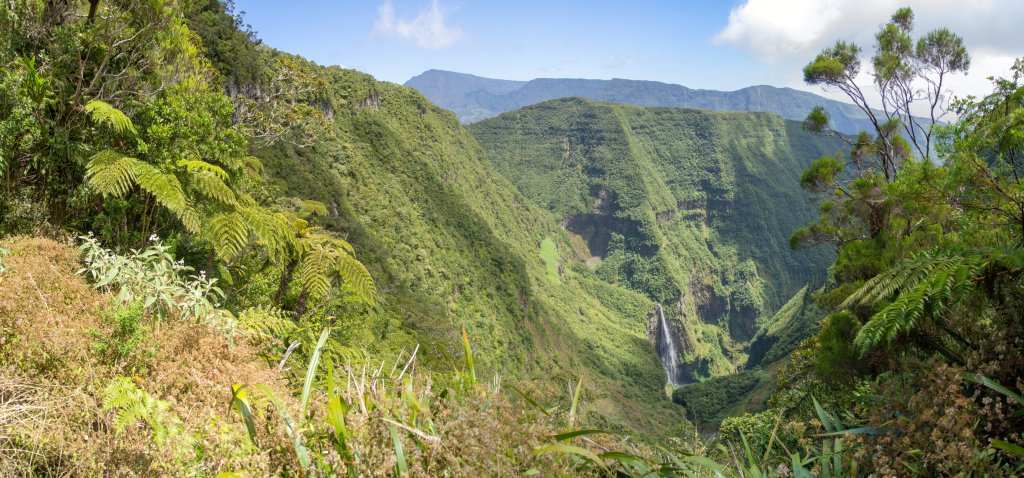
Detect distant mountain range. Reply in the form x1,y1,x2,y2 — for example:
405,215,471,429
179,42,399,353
406,69,881,134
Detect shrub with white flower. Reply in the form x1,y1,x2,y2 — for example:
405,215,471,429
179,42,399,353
77,235,235,334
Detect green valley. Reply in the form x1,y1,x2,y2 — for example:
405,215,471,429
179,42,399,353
2,1,1023,476
251,64,688,433
470,98,839,381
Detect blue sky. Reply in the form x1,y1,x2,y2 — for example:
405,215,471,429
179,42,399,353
234,0,1023,101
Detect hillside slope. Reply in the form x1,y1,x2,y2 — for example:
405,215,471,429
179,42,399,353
256,65,687,432
406,69,887,134
470,98,839,381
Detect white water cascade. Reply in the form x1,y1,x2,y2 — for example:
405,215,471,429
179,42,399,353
656,303,683,386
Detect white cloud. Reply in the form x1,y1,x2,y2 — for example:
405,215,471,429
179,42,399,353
714,0,1024,99
374,0,463,49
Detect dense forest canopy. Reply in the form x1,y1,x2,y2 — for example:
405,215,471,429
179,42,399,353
0,1,1023,476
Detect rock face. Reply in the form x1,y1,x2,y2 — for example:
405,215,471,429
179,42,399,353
405,69,931,134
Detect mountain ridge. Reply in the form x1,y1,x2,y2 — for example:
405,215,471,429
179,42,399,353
407,69,886,134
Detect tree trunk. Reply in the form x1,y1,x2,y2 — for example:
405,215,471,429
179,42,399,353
87,0,100,24
274,258,297,307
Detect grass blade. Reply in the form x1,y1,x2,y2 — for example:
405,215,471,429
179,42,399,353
389,424,408,475
963,372,1024,406
533,442,607,471
992,439,1024,456
230,384,257,444
461,326,475,385
554,429,609,442
302,325,332,413
252,383,311,471
568,376,583,432
509,384,551,417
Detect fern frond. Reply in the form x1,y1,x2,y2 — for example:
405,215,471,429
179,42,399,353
854,286,926,351
297,245,333,302
131,161,189,214
176,158,228,180
242,156,264,174
238,305,297,345
102,376,189,449
86,150,137,197
300,200,329,218
236,192,258,208
208,211,249,261
103,376,152,434
852,252,985,352
333,237,355,256
189,170,238,206
335,250,377,305
85,99,136,135
178,205,202,233
841,252,980,308
239,206,295,262
293,234,376,305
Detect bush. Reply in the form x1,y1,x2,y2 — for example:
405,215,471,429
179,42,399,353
91,301,153,373
672,370,767,427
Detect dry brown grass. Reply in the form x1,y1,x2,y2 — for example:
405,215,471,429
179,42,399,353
0,236,296,476
0,236,635,476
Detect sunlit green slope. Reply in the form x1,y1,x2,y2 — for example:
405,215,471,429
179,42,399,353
470,98,840,380
256,67,686,432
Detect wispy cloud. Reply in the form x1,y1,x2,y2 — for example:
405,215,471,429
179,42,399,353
606,55,636,69
374,0,463,50
714,0,1024,63
713,0,1024,99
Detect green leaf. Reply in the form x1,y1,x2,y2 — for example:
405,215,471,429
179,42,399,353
85,99,137,135
568,375,582,432
508,384,551,417
963,372,1024,406
301,326,331,413
553,429,609,442
991,439,1024,456
813,396,839,433
390,424,408,475
461,326,475,385
533,443,607,471
230,384,257,444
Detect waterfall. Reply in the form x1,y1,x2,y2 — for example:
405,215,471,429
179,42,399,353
656,303,683,386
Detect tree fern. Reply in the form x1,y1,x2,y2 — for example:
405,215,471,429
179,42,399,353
846,249,1019,352
296,245,334,302
840,252,967,309
189,170,238,206
335,247,376,304
176,158,228,180
207,211,249,261
294,235,376,305
239,206,295,262
85,99,136,136
85,150,138,197
238,305,297,345
131,160,190,216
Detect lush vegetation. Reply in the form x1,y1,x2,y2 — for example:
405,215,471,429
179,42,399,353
471,98,840,381
717,8,1024,475
1,1,1023,476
